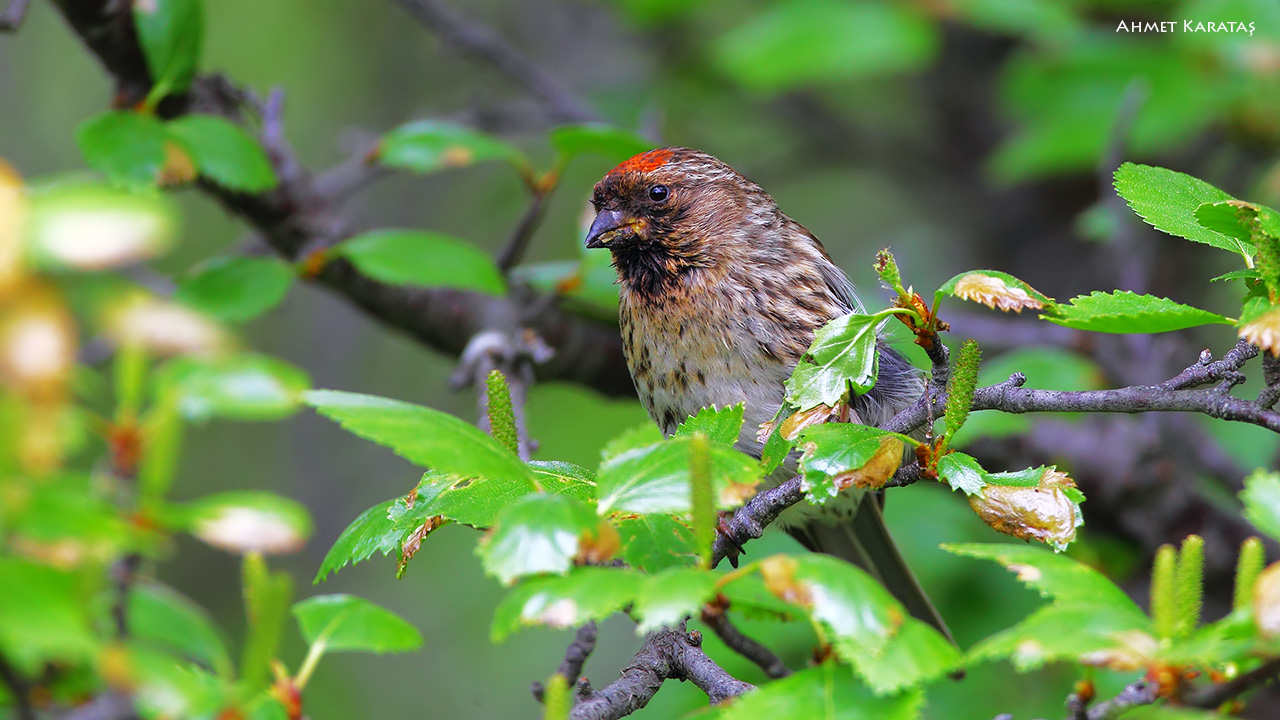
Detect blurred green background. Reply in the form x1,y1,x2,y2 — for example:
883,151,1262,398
4,0,1280,717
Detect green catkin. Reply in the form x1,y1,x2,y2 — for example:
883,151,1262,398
1247,207,1280,304
1235,537,1266,612
874,249,906,296
1152,543,1178,641
485,369,520,456
944,340,982,444
689,432,715,570
543,673,570,720
1174,534,1204,638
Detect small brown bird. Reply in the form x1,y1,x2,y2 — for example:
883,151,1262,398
586,147,950,639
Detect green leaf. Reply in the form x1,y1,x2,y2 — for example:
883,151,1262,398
1113,163,1252,258
414,462,596,531
674,404,745,445
1194,200,1280,245
1242,469,1280,543
375,120,526,174
712,662,923,720
784,312,882,410
797,424,907,502
529,461,597,500
632,568,718,633
1211,268,1262,283
479,494,601,584
175,256,294,322
292,594,422,653
849,617,962,695
969,602,1155,671
595,435,761,515
128,647,225,719
156,353,310,421
753,555,903,660
133,0,204,97
304,390,534,484
240,554,292,691
491,567,643,641
549,124,653,163
166,115,278,192
936,452,986,495
943,543,1146,620
0,559,98,674
76,111,169,185
334,229,506,295
25,179,178,270
183,490,314,556
712,0,937,92
130,583,233,677
993,46,1223,182
1045,291,1231,333
615,514,700,573
315,498,400,583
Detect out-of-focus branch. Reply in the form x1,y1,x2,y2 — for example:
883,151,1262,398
48,0,638,400
569,624,753,720
388,0,597,124
1184,656,1280,709
497,175,557,272
0,650,35,720
701,599,791,679
452,329,551,459
0,0,29,31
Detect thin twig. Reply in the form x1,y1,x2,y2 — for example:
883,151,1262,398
883,343,1280,436
497,179,556,272
389,0,597,123
1083,681,1158,720
701,600,791,679
532,621,599,702
1185,656,1280,708
0,0,29,31
110,553,142,637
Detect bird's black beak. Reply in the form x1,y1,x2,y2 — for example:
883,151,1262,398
585,208,630,249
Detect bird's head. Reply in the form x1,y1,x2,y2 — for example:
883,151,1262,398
586,147,775,298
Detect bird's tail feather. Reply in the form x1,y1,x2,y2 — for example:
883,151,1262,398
788,497,955,645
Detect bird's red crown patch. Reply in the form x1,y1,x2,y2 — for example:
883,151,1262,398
609,148,674,176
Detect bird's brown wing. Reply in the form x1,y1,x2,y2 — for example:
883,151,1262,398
791,221,864,315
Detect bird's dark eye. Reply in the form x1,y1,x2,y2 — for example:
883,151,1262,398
648,185,669,202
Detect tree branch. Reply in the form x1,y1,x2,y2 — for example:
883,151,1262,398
701,600,791,679
569,625,753,720
388,0,598,124
533,621,599,702
0,0,29,31
48,0,638,400
883,341,1279,436
1184,656,1280,709
0,649,34,720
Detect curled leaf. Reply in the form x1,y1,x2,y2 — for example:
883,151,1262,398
1254,562,1280,638
969,468,1081,551
107,293,229,356
759,556,812,608
952,272,1046,312
1240,306,1280,357
0,287,76,398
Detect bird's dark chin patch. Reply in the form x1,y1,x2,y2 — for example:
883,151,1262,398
610,240,687,301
